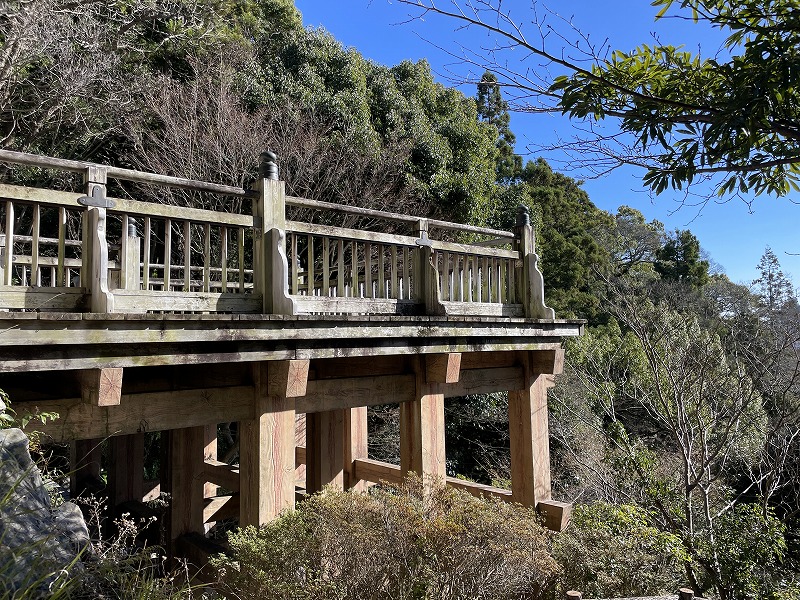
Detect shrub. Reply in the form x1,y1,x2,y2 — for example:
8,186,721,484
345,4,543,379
551,502,686,598
213,477,558,600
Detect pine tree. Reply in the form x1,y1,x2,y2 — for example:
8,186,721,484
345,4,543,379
752,247,794,313
476,71,521,181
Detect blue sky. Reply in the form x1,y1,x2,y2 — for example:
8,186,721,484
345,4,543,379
296,0,800,287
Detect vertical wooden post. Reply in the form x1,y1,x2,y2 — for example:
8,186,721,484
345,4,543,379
119,217,141,291
82,166,114,313
202,424,218,532
70,439,102,498
400,356,446,483
344,406,368,491
306,408,345,494
514,205,554,320
109,433,145,506
508,349,563,507
239,361,297,526
252,152,295,315
167,426,206,545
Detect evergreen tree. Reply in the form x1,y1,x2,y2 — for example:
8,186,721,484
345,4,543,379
752,247,795,313
654,229,709,288
476,71,521,181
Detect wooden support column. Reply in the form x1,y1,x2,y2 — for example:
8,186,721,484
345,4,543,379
70,439,102,498
344,407,368,491
508,349,563,508
167,426,206,546
400,356,446,483
239,361,300,526
202,424,218,532
109,433,144,506
306,408,345,494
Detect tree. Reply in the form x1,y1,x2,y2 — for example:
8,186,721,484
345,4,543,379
752,247,795,314
395,0,800,199
655,229,709,288
476,71,521,181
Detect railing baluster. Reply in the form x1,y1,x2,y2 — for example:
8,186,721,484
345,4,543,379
439,251,448,302
291,233,299,295
183,221,191,292
2,201,11,285
378,244,385,299
143,216,151,290
460,255,468,302
307,234,315,296
498,259,506,303
31,205,41,286
365,242,372,298
238,227,245,293
322,236,330,296
163,218,172,292
350,241,358,297
203,222,211,293
56,206,65,287
390,245,398,299
481,256,490,303
508,258,516,303
337,239,345,297
402,247,410,300
221,226,228,293
50,266,56,286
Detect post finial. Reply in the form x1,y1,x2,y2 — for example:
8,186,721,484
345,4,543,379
259,151,279,180
516,204,530,227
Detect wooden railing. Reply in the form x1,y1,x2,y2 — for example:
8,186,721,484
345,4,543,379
0,149,555,318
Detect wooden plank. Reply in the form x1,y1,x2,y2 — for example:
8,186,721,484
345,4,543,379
438,301,525,317
378,243,385,299
80,367,123,406
402,247,410,300
425,353,461,384
336,239,344,297
508,351,552,507
312,355,410,379
350,241,358,297
203,494,240,523
237,227,245,292
239,362,296,526
353,457,403,485
267,359,309,398
57,207,66,287
203,423,218,503
530,347,565,375
70,438,102,497
537,499,572,532
306,408,345,493
460,351,517,370
322,237,330,296
293,296,420,315
390,245,398,299
112,289,262,314
364,242,372,298
0,287,85,311
291,233,298,295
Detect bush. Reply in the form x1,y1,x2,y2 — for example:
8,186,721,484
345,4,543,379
551,502,686,598
213,477,558,600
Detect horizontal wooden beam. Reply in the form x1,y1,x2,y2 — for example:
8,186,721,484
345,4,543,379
23,366,526,442
353,458,404,485
202,460,240,493
537,499,572,532
446,477,512,501
295,445,306,467
203,494,240,524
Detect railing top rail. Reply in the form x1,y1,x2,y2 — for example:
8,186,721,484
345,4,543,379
1,149,517,240
0,149,251,198
286,196,516,240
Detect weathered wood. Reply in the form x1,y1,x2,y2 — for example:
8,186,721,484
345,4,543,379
112,289,262,314
142,216,151,290
353,457,403,485
109,433,144,506
516,222,555,320
400,357,446,482
182,221,191,292
70,438,102,497
425,353,461,384
203,223,211,293
537,499,572,532
80,367,123,406
293,296,419,316
446,476,512,501
3,200,13,286
530,347,565,375
508,351,552,506
344,406,368,491
168,426,207,543
163,218,172,291
202,459,239,492
239,362,295,526
299,373,415,413
306,408,345,493
31,204,40,286
268,359,309,398
0,286,85,311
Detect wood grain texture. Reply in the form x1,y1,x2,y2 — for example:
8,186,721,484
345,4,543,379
306,408,345,493
168,427,207,542
80,367,123,406
424,353,461,384
268,359,309,398
344,407,368,491
109,433,144,505
400,357,446,482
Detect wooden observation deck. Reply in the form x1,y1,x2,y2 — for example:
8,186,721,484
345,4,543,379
0,149,582,557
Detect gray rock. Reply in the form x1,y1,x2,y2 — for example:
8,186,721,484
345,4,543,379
0,428,90,598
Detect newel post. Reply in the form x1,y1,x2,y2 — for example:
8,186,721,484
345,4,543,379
79,166,114,313
252,151,295,315
413,218,445,316
514,205,554,320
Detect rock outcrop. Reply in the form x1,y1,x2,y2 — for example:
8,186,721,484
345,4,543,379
0,428,90,597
